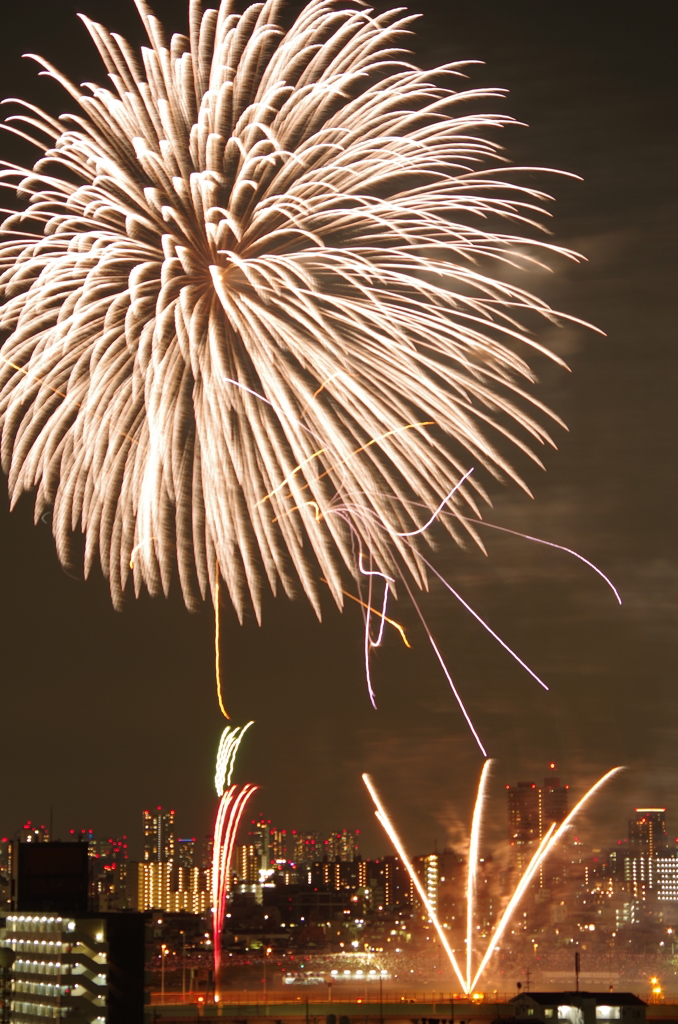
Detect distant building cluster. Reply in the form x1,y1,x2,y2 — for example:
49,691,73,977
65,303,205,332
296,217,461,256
3,765,678,977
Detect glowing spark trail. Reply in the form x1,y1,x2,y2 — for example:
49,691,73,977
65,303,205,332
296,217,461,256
214,564,229,720
387,469,475,539
364,764,624,994
319,578,411,648
466,759,492,990
214,722,254,797
362,772,467,991
212,781,257,978
393,568,488,756
0,0,590,627
417,552,549,692
450,514,623,605
211,718,257,978
129,538,154,570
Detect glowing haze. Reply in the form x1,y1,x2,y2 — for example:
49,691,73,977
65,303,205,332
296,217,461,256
0,0,588,625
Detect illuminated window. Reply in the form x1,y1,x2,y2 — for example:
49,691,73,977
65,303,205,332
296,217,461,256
545,1011,555,1018
559,1007,584,1024
596,1009,620,1020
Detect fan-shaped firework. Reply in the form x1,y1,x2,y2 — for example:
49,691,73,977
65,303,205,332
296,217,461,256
0,0,583,619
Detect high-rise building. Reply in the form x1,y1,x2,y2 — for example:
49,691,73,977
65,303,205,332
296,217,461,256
7,841,145,1021
656,857,678,901
176,837,196,870
136,861,210,913
507,765,570,847
200,835,214,872
138,815,210,912
507,781,540,846
246,816,275,867
101,837,128,867
16,841,90,915
629,809,667,856
507,765,569,881
98,860,138,912
143,807,175,863
413,853,439,913
269,828,288,862
0,838,11,876
0,838,12,912
379,855,411,909
541,766,570,827
620,809,670,921
626,854,655,903
235,843,261,884
18,821,50,844
291,831,322,867
324,829,360,862
309,857,362,892
69,832,129,868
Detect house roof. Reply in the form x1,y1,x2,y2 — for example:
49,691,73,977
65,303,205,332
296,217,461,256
511,993,646,1007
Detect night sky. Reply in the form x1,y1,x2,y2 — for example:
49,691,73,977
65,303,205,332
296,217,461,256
0,1,674,860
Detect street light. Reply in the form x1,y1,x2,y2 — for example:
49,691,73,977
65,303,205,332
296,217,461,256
161,943,167,1002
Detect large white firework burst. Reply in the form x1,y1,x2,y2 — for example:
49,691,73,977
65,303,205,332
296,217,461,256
0,0,583,619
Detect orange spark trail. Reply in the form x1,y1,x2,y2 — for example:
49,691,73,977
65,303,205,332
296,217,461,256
320,578,411,648
257,422,435,507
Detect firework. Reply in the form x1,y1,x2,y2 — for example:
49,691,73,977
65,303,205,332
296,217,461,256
363,763,623,993
466,759,492,988
210,719,257,978
212,780,258,977
0,0,587,624
214,721,254,795
362,771,466,991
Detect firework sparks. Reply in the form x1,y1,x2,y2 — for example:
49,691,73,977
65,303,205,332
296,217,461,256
469,765,625,991
212,781,258,978
364,764,623,994
211,717,257,979
214,722,254,797
362,772,467,991
466,759,492,989
0,0,588,626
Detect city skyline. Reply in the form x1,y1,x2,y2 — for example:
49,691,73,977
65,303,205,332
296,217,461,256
5,771,678,867
7,780,678,987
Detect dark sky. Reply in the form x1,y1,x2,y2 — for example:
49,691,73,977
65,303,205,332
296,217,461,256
0,1,674,860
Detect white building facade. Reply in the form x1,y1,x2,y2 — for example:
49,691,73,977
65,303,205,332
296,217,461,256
4,913,107,1022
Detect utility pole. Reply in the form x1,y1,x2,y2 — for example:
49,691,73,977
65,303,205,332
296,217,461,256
575,952,581,993
379,972,383,1024
181,931,186,1001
